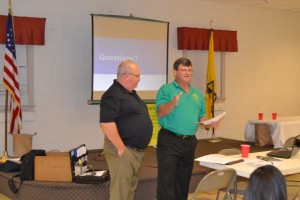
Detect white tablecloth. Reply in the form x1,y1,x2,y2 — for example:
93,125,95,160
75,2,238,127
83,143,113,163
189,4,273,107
244,116,300,148
199,151,300,178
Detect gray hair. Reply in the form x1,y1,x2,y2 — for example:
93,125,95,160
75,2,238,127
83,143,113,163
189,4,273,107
117,60,135,75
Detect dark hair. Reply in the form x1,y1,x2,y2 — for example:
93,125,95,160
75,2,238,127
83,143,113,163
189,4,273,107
173,57,192,70
244,165,287,200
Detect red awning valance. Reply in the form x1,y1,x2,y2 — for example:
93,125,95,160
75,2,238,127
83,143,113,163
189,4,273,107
0,15,46,45
177,27,238,52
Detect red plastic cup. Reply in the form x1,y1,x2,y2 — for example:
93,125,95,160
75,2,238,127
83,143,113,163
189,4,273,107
258,113,263,120
241,144,251,158
272,113,277,120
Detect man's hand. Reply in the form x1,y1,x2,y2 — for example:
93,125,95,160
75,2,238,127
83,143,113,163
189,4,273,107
157,92,183,117
117,147,125,157
172,92,183,107
210,120,220,128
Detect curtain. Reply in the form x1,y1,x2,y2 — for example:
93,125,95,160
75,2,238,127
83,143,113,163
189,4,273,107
177,27,238,52
0,15,46,45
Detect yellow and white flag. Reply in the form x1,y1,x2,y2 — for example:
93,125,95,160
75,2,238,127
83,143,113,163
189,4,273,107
205,31,217,129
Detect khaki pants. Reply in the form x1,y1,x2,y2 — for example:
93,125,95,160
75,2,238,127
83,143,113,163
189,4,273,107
104,139,144,200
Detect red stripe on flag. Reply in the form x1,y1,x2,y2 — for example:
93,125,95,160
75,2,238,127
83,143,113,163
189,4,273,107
9,98,22,133
3,66,21,100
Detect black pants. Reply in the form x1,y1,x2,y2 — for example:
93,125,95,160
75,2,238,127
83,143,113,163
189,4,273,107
156,128,197,200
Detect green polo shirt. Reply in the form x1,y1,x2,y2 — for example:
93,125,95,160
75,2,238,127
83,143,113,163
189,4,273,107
156,81,206,136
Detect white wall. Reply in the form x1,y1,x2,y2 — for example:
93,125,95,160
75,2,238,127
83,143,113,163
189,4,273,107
1,0,300,155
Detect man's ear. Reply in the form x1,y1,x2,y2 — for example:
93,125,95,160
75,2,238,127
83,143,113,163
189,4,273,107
173,69,177,76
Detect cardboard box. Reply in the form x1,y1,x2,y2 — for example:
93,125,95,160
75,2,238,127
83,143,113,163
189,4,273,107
35,152,72,182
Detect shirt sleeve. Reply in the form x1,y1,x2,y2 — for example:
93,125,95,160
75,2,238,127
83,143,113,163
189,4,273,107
155,84,172,113
100,92,120,123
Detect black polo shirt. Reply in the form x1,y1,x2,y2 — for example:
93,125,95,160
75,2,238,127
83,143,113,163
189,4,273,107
100,80,153,149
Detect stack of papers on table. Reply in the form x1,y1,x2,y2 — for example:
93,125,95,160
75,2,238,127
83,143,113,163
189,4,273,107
244,158,280,167
195,154,244,165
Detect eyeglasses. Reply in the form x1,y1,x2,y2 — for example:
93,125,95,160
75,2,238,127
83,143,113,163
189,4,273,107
177,69,194,73
123,73,140,78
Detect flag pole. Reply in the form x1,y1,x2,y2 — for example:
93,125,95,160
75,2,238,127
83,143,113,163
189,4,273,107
1,0,12,162
1,0,21,162
1,90,11,162
206,19,221,143
207,81,221,142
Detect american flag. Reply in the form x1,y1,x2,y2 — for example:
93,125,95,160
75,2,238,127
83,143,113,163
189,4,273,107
2,10,22,133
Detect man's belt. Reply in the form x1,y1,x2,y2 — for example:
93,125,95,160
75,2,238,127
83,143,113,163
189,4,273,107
127,146,144,152
161,128,194,140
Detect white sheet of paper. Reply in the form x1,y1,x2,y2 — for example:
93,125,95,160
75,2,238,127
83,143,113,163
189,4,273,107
243,158,279,167
8,158,21,164
80,170,107,177
198,111,226,125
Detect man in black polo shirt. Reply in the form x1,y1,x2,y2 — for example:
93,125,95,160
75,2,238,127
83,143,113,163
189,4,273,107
100,60,153,200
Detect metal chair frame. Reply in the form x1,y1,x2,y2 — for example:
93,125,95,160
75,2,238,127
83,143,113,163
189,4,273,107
190,168,237,200
217,148,247,199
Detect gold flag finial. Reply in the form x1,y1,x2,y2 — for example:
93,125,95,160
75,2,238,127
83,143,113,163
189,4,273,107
8,0,13,15
8,0,12,10
210,19,213,29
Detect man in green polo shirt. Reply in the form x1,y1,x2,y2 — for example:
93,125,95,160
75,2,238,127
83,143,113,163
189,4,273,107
156,57,219,200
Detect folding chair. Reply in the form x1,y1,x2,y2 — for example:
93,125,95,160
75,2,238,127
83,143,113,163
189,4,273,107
190,168,237,200
218,148,241,156
285,137,300,188
284,136,295,148
217,148,248,197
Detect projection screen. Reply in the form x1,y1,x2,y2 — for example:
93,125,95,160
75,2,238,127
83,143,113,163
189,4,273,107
90,14,169,104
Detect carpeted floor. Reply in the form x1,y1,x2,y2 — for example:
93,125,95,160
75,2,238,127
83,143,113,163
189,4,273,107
1,138,299,199
0,137,276,200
